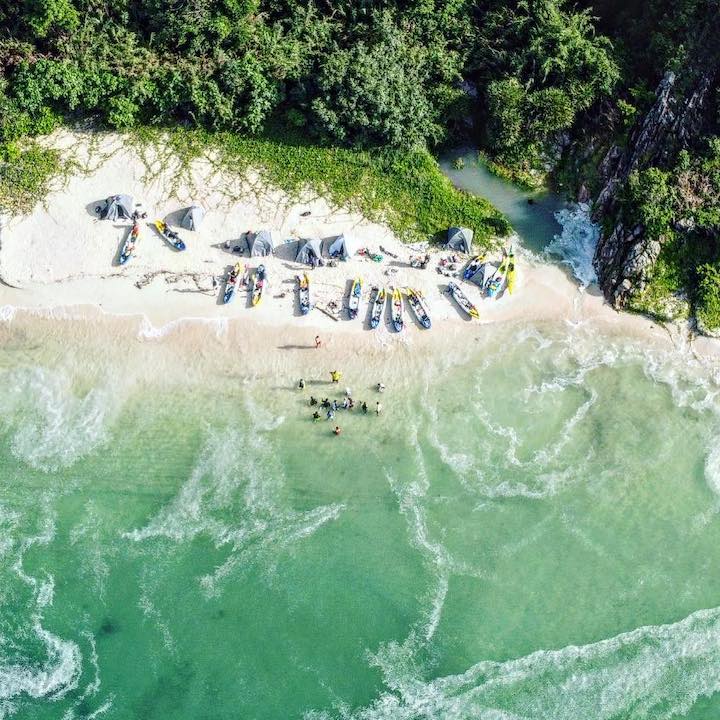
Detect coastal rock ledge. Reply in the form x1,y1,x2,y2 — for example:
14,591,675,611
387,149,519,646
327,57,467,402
592,37,720,308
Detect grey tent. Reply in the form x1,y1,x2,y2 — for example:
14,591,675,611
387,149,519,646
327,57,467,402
447,227,474,254
296,237,323,265
247,229,274,257
327,233,358,260
100,194,134,221
182,205,204,231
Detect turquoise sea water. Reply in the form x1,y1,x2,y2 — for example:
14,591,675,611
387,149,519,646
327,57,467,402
3,310,720,719
2,161,720,718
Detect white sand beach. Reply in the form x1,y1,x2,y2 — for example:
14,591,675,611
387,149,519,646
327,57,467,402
0,130,677,355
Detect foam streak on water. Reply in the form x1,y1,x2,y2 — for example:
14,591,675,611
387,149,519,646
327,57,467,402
546,204,600,287
341,605,720,720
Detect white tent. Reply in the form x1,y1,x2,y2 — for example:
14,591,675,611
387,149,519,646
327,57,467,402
296,237,323,265
447,227,474,254
327,233,359,260
182,205,204,231
248,230,274,257
100,195,134,221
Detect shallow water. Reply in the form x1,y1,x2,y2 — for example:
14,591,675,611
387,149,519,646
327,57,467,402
2,312,720,719
1,154,715,718
438,148,567,255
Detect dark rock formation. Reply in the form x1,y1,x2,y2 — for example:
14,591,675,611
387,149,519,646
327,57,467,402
592,37,720,307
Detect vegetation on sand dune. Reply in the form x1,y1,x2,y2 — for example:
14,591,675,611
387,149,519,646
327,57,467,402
133,127,510,245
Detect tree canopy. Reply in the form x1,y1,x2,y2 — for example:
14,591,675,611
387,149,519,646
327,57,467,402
0,0,618,160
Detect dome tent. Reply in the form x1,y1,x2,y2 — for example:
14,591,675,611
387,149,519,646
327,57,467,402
446,226,474,254
296,237,323,265
247,230,274,257
327,233,358,260
182,205,204,231
100,195,134,221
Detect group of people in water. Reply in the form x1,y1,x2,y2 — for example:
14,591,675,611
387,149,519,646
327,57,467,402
298,376,385,435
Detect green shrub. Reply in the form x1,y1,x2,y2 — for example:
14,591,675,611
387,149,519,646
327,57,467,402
696,263,720,331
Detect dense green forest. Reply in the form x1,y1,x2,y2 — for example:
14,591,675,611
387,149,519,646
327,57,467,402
0,0,718,326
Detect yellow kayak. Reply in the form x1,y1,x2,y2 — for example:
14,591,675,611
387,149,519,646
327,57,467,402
506,248,517,294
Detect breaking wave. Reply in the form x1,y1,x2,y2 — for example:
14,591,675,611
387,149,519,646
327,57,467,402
546,204,599,288
316,604,720,720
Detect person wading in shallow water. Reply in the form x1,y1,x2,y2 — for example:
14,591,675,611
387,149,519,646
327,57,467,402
333,426,341,436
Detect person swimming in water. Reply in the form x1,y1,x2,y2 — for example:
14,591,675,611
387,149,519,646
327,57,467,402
333,426,341,436
327,409,335,420
312,411,320,422
310,397,317,406
362,402,368,414
321,399,330,409
298,378,305,389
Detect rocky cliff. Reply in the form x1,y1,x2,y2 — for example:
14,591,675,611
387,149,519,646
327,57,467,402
592,38,720,307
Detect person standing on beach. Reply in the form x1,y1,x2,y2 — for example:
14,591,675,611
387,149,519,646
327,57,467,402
315,335,322,349
330,370,341,383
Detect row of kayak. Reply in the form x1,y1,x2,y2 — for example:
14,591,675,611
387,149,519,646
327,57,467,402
221,267,503,325
118,219,188,265
292,275,432,330
462,248,517,298
366,284,433,331
223,263,266,306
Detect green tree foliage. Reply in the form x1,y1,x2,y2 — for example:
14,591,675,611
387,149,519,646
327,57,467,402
696,263,720,331
307,10,464,147
625,168,676,238
472,0,618,174
0,0,617,157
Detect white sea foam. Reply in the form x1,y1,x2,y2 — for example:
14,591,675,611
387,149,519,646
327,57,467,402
0,367,114,472
137,314,229,340
546,204,599,287
0,305,16,323
316,605,720,720
0,514,82,711
124,419,343,596
0,622,82,703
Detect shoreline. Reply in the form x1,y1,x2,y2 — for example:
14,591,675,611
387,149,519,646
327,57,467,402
0,130,713,365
